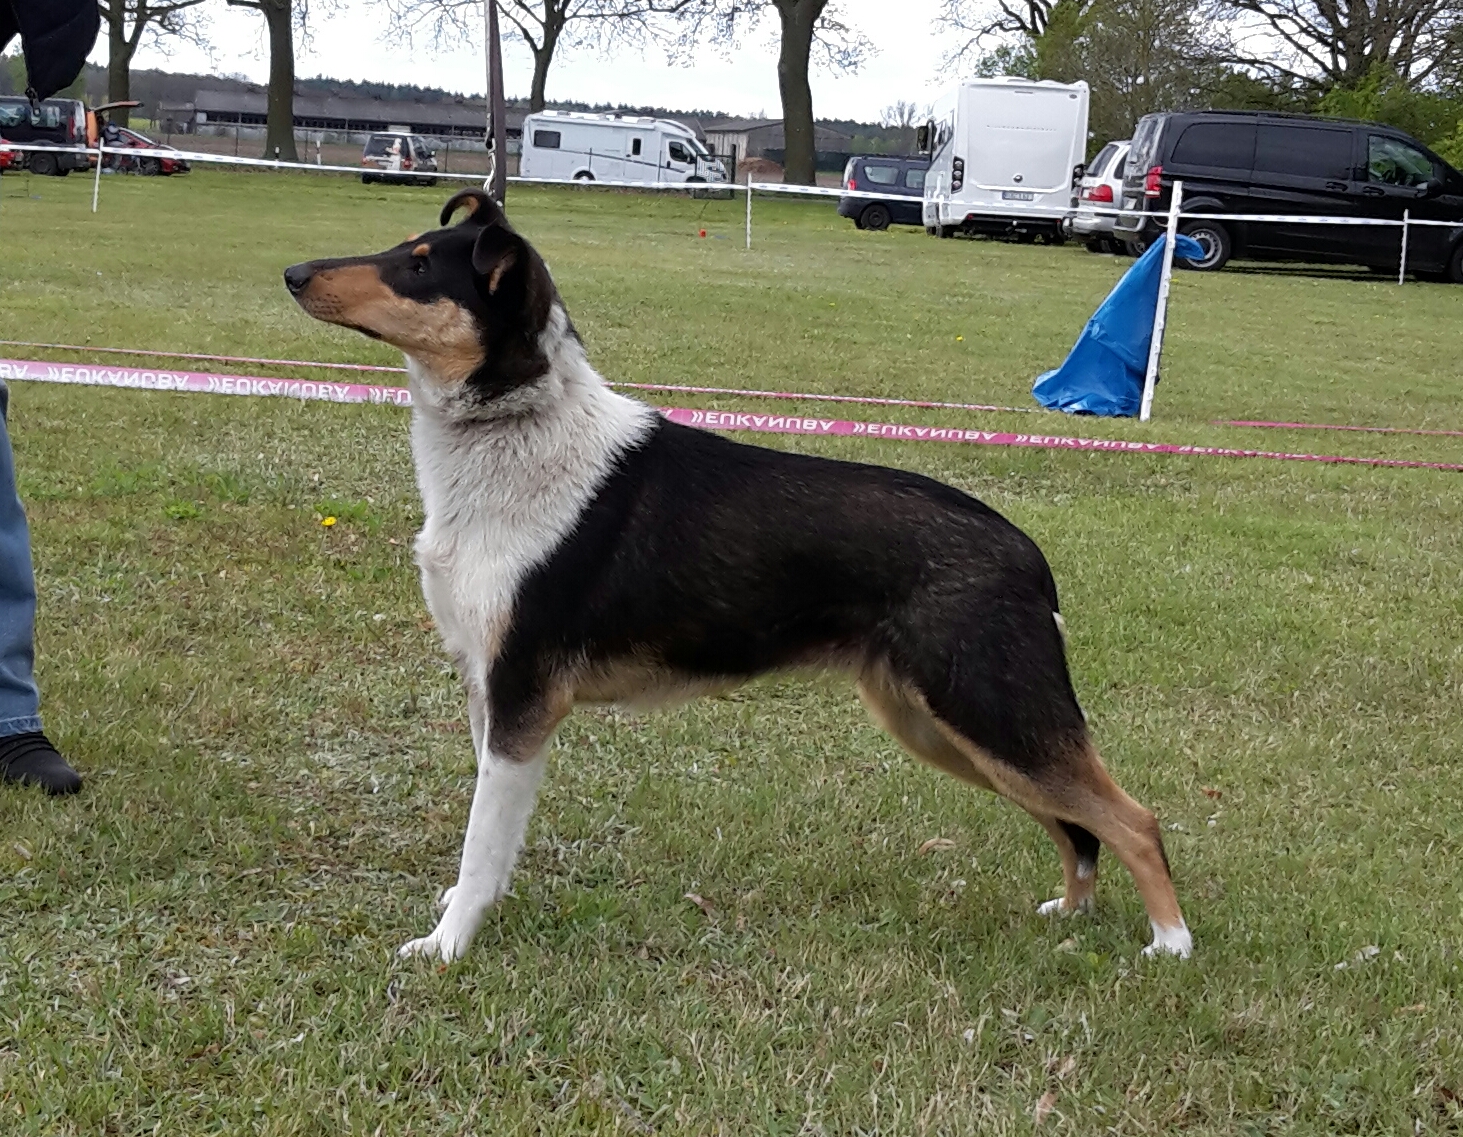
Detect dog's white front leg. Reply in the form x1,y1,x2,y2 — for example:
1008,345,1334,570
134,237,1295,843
398,736,547,964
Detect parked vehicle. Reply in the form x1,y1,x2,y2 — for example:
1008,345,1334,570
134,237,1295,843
918,78,1089,241
838,155,929,230
361,132,439,185
1113,110,1463,279
103,126,190,175
519,110,728,185
0,96,89,175
1072,139,1130,252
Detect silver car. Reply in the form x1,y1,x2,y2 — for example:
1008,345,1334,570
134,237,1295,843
1072,139,1130,253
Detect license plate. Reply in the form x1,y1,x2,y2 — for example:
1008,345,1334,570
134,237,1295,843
1002,190,1034,201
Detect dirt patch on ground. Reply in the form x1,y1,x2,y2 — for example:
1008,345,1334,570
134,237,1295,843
736,156,784,183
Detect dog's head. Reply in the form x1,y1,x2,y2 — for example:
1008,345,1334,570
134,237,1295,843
284,190,561,402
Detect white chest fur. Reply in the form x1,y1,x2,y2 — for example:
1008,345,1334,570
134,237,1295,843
405,336,655,695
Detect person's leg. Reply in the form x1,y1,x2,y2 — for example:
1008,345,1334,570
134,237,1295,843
0,381,80,794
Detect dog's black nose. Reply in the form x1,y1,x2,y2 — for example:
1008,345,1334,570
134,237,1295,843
283,263,314,295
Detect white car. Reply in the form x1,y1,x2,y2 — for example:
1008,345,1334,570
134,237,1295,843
1072,139,1130,253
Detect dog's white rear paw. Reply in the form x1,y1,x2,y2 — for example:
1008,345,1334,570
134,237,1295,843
1142,921,1193,959
437,886,457,911
1037,895,1093,917
396,926,468,964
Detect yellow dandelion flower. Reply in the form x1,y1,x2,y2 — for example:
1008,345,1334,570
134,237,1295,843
322,516,337,527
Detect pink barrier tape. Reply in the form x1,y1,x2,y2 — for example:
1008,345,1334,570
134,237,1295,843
1218,418,1463,439
0,341,1035,415
3,357,1459,473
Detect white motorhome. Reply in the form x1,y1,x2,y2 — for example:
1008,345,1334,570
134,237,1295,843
518,111,728,184
920,78,1090,240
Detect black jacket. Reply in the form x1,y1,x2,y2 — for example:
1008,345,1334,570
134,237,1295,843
0,0,100,101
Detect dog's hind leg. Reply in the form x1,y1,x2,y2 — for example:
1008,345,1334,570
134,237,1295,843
1033,815,1099,916
398,689,566,964
858,666,1102,919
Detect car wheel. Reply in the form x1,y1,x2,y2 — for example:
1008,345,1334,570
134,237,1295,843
937,225,956,239
574,171,595,182
361,174,375,184
1178,220,1231,270
925,226,936,236
29,152,58,176
860,203,891,231
1085,238,1107,254
1447,241,1463,284
139,157,161,176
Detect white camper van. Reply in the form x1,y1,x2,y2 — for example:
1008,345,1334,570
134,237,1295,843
519,111,728,185
920,78,1090,240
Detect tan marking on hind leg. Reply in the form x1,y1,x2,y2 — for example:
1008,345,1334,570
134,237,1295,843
856,666,993,791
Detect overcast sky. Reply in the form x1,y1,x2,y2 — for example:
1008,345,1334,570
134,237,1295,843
93,0,956,123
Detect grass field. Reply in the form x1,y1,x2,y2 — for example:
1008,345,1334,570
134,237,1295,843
2,168,1463,1135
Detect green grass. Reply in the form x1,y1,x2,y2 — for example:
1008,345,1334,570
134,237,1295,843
1,169,1462,1135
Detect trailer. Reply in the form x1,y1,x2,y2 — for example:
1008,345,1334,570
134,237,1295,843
920,78,1090,241
518,111,728,185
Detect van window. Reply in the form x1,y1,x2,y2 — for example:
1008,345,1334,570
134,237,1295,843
533,130,561,149
1171,122,1256,170
631,138,642,156
1255,124,1352,181
904,167,926,190
668,140,692,163
363,135,394,157
862,164,899,185
0,100,26,129
1127,115,1162,175
1367,135,1434,187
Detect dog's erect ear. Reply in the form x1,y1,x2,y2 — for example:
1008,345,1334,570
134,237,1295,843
471,223,528,296
471,223,554,333
440,189,507,229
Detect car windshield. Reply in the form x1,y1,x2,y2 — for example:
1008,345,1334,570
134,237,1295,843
364,135,403,157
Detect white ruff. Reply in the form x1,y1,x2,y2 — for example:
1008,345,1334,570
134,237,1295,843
406,308,656,696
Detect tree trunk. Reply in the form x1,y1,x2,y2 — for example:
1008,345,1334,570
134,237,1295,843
527,15,563,114
775,1,822,186
105,9,135,125
262,0,299,162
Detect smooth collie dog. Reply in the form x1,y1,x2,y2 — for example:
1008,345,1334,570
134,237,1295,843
284,190,1191,963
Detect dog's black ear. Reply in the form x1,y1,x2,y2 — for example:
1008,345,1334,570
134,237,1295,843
440,189,507,229
471,224,554,329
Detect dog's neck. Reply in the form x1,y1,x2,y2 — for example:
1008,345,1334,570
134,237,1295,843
405,304,655,537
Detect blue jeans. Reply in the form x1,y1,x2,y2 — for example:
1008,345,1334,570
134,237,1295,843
0,380,43,738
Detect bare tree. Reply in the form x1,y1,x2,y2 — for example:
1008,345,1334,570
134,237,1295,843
674,0,869,185
98,0,209,125
880,99,920,129
394,0,691,113
1222,0,1463,87
936,0,1094,70
225,0,330,162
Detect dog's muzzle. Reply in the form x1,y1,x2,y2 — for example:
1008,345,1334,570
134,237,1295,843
283,263,315,296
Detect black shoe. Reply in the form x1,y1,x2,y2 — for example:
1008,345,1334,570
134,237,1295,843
0,731,82,795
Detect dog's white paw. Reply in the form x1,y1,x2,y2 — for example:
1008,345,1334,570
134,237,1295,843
1141,921,1193,959
437,885,457,911
396,927,468,964
1037,895,1093,917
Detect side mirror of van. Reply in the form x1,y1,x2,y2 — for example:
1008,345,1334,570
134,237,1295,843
1420,176,1444,198
915,124,930,154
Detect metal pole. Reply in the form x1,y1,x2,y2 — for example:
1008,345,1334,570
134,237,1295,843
1140,178,1184,423
484,0,507,205
91,140,104,213
1398,208,1410,285
745,173,752,249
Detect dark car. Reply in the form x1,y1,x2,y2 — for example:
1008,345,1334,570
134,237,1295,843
838,156,929,230
1114,110,1463,280
0,95,90,175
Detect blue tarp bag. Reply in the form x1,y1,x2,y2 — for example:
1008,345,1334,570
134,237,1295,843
1031,233,1204,417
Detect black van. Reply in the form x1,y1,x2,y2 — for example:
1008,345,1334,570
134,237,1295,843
0,96,90,176
1113,111,1463,281
838,156,929,230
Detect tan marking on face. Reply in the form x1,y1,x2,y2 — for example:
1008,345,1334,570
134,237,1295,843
412,242,431,257
294,263,484,384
